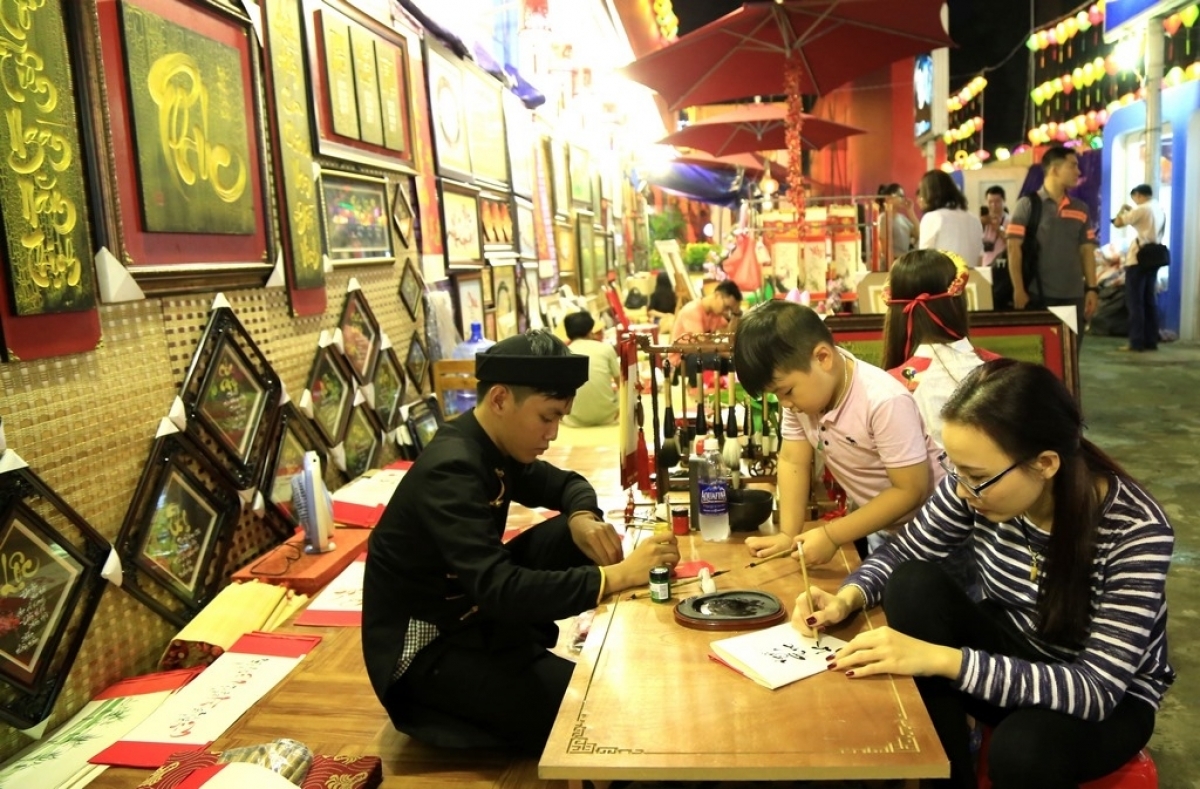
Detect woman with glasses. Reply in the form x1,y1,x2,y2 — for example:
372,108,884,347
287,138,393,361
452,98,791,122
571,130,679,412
796,359,1173,789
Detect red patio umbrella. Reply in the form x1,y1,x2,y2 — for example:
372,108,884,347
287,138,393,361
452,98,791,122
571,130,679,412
621,0,952,209
671,150,788,182
660,104,865,157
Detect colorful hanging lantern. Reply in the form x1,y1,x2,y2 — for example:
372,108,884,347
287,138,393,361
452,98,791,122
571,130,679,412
1182,5,1200,28
1062,74,1074,94
1164,15,1183,36
1027,33,1040,51
1077,11,1091,32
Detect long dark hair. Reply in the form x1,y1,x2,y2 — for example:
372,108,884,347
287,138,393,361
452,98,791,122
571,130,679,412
918,170,969,212
942,360,1130,646
881,250,970,369
876,183,904,208
648,270,677,313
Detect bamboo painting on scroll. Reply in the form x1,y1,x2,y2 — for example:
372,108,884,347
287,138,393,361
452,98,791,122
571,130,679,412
0,0,96,315
121,1,255,234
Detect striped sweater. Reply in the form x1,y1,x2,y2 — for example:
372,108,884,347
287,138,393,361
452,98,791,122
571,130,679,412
845,474,1175,721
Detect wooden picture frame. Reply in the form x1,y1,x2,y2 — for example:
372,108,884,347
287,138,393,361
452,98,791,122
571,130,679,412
302,0,415,169
594,230,610,289
178,306,283,489
88,0,274,294
440,180,482,264
320,171,394,265
504,91,535,198
515,197,537,259
424,40,471,180
492,262,519,341
479,193,515,253
452,270,485,338
520,261,543,331
480,264,494,309
0,467,110,728
483,310,497,341
405,331,429,393
392,177,416,250
548,138,570,219
306,343,356,445
576,212,596,296
462,63,509,188
825,311,1080,397
339,288,382,383
257,401,328,538
555,221,576,275
569,145,594,205
371,346,408,429
343,402,384,479
398,257,423,320
117,433,241,627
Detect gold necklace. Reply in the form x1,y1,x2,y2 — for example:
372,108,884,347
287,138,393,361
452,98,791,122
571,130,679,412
1018,518,1046,582
824,357,852,414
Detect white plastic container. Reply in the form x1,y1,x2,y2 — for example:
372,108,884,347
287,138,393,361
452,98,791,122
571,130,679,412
697,438,731,542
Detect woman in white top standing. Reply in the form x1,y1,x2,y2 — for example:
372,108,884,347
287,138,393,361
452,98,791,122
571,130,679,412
876,183,919,267
917,170,984,268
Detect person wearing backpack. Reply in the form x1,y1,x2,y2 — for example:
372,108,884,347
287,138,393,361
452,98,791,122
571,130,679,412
1004,147,1100,342
1111,184,1165,352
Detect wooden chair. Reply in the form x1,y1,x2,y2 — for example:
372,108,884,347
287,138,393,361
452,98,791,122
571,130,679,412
431,359,477,420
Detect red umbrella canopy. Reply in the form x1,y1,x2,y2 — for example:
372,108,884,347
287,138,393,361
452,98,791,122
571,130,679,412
621,0,953,110
671,149,789,181
660,104,865,157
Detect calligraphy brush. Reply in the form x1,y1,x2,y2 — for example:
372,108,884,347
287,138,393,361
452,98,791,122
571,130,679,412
695,357,707,436
712,358,725,448
743,394,755,459
797,546,820,646
629,569,731,599
658,359,680,468
634,399,651,491
722,361,742,477
745,547,794,568
678,359,691,457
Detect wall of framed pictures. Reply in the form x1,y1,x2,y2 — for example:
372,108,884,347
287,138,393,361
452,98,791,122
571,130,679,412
0,0,636,761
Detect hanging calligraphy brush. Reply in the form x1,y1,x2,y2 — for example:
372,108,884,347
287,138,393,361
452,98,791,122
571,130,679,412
721,361,742,484
743,394,755,459
678,358,691,457
724,360,739,443
760,393,773,455
695,357,708,437
635,399,651,491
658,359,680,469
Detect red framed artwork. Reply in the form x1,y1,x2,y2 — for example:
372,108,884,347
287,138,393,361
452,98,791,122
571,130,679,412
302,0,416,172
391,11,442,261
91,0,274,293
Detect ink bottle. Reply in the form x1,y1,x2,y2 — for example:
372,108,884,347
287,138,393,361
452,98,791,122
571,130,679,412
649,566,671,603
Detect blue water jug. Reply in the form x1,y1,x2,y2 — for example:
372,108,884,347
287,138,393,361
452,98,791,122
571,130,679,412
447,323,494,416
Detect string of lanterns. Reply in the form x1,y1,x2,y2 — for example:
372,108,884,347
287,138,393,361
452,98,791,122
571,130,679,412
651,0,678,42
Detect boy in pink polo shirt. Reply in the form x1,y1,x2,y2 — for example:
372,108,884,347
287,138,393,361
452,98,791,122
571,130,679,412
732,302,944,564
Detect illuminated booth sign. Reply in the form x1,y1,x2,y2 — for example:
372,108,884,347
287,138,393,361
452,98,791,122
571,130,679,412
1105,0,1192,40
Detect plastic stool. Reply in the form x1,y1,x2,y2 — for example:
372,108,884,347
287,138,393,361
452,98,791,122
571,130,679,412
976,726,1158,788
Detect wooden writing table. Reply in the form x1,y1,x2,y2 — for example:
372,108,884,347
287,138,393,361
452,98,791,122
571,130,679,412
540,534,949,785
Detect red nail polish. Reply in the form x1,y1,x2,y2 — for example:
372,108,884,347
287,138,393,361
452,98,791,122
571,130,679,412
826,662,838,670
825,654,835,661
805,616,817,626
845,670,855,677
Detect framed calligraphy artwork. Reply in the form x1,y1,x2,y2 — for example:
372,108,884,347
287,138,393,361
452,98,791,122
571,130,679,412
343,403,383,479
338,288,381,383
0,467,110,728
515,198,536,260
576,213,596,296
118,432,240,627
178,306,282,489
520,261,543,331
261,0,325,316
0,0,100,361
405,330,429,393
302,0,415,170
257,402,327,538
479,193,515,254
504,92,534,199
88,0,273,294
0,0,96,317
462,64,508,188
492,262,518,341
547,138,570,220
306,343,356,446
440,181,482,264
425,41,472,181
320,171,394,265
392,177,415,251
371,346,407,429
399,258,423,320
452,270,484,339
569,145,593,206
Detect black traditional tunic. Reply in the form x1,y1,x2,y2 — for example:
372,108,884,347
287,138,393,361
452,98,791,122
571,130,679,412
362,410,603,748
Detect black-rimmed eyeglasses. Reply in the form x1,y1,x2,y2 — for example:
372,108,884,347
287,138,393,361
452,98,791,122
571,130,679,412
938,452,1022,499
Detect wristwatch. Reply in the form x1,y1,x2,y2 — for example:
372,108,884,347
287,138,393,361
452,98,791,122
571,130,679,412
1085,286,1100,294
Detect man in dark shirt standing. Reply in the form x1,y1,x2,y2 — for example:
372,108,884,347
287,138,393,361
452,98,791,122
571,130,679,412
363,330,679,752
1005,146,1099,339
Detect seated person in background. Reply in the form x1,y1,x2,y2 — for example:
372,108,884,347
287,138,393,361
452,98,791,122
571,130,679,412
882,249,999,448
562,311,619,428
646,270,678,329
671,279,743,383
798,360,1174,789
363,330,680,753
733,301,943,564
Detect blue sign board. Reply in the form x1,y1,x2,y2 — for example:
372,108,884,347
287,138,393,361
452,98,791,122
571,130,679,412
1105,0,1187,40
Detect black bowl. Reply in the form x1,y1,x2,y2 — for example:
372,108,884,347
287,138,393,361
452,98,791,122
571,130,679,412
728,488,774,532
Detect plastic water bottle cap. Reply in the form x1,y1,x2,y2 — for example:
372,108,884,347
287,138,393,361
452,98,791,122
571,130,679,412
704,437,719,452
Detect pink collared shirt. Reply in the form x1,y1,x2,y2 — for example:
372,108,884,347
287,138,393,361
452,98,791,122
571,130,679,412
780,350,944,514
